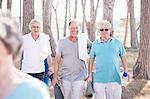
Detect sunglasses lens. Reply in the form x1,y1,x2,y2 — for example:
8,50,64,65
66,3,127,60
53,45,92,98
100,29,109,31
100,29,104,31
105,29,109,31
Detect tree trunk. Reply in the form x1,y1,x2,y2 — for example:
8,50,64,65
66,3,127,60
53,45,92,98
123,0,129,47
63,0,68,37
52,1,60,41
43,0,56,57
42,0,45,18
81,0,87,33
103,0,115,36
74,0,77,18
82,14,85,33
133,0,150,79
68,0,71,19
88,0,99,42
129,0,138,49
0,0,2,9
7,0,12,13
81,0,99,41
19,0,22,30
89,0,96,42
22,0,34,34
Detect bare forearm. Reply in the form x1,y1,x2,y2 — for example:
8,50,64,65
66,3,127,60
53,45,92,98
121,56,127,71
88,58,94,76
48,55,52,68
54,62,59,77
54,55,61,78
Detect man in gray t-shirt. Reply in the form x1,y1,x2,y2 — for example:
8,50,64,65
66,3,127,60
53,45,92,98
53,19,91,99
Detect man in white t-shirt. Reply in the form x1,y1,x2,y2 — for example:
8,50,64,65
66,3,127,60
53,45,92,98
22,19,52,81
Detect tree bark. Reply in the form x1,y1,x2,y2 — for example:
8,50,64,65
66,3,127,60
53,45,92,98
123,0,129,46
74,0,77,18
89,0,96,42
42,0,45,19
52,1,60,41
88,0,99,42
63,0,68,37
81,0,99,41
103,0,115,36
43,0,56,57
22,0,34,34
0,0,2,9
68,0,71,19
7,0,12,12
129,0,139,49
81,0,87,33
133,0,150,79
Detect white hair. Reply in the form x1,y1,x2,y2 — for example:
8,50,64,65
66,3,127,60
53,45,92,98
29,19,42,30
96,20,112,29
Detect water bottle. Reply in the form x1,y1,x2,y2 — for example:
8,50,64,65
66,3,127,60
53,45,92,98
122,71,128,85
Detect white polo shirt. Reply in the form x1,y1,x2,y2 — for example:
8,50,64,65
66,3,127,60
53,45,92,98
22,33,51,73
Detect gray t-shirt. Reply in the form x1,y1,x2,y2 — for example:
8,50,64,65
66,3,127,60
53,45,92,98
57,37,90,81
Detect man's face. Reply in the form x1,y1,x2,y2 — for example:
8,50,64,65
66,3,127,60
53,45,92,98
99,24,111,40
31,22,41,35
69,22,79,38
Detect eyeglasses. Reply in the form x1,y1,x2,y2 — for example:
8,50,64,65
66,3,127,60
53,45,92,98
100,29,109,31
32,26,40,29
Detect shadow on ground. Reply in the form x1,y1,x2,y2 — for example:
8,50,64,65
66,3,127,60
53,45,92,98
122,79,148,99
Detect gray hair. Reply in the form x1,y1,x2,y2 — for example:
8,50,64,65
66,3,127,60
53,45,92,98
29,19,42,30
68,19,81,28
96,20,112,29
0,12,22,58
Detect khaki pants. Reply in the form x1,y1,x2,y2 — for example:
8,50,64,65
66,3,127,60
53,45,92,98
62,80,84,99
94,82,122,99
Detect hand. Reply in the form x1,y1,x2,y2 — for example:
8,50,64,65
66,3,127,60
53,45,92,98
52,75,61,86
85,75,92,82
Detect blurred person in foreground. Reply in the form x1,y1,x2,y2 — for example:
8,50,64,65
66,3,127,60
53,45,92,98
87,20,128,99
0,13,50,99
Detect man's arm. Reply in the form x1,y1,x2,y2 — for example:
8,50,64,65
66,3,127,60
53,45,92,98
120,55,127,72
86,58,95,82
47,54,53,74
52,53,61,86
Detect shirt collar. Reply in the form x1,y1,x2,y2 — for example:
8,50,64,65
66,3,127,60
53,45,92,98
97,37,113,43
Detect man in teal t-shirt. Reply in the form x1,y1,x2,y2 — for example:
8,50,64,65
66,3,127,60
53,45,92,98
87,20,128,99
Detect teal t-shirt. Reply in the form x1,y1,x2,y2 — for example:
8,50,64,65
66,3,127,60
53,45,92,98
6,75,50,99
90,37,126,84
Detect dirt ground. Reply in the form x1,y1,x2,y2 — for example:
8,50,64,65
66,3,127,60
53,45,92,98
15,48,150,99
49,48,150,99
122,48,150,99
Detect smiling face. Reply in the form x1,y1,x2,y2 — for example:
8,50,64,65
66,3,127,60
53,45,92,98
69,21,79,38
97,20,112,41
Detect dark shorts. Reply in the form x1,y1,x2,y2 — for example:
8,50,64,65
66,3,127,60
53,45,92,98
28,72,45,81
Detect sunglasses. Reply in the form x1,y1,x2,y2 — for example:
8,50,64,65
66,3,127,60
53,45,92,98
100,29,109,31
